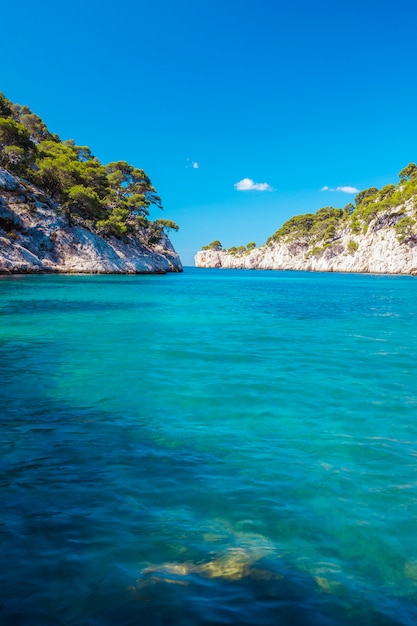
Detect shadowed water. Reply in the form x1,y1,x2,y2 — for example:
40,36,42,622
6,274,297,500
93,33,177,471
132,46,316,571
1,269,417,625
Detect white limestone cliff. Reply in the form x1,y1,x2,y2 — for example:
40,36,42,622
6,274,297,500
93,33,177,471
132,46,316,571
195,199,417,275
0,168,182,274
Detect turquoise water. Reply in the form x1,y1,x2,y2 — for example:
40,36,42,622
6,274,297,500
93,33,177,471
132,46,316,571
1,268,417,625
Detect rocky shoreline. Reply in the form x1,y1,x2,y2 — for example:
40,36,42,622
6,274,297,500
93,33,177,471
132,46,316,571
0,168,182,274
195,199,417,276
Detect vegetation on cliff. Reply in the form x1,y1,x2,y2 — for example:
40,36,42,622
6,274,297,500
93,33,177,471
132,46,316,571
0,92,178,244
202,240,257,256
202,240,223,251
201,164,417,255
266,164,417,249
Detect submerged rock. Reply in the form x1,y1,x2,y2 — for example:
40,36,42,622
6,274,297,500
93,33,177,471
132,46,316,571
132,524,282,592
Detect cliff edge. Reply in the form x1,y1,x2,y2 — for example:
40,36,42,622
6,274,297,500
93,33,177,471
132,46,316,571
0,168,182,274
196,173,417,275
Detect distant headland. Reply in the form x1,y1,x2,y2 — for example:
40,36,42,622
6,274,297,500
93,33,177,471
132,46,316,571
195,165,417,275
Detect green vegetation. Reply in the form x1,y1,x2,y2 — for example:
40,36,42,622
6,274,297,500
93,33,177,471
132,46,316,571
347,239,359,254
265,164,417,249
0,92,178,242
201,240,257,255
204,162,417,255
202,240,223,250
395,216,417,244
266,207,343,246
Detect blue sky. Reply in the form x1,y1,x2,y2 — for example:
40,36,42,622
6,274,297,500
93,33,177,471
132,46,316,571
2,0,417,265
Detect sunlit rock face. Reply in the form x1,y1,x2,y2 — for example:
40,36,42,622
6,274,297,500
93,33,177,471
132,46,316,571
0,167,182,274
195,199,417,275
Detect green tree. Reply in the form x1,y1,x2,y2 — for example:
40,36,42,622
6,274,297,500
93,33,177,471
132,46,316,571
0,91,178,242
399,163,417,181
145,221,165,245
202,240,223,250
20,112,52,143
96,207,130,238
0,92,13,117
155,219,179,232
105,161,162,216
80,159,109,199
0,118,35,172
380,184,395,199
343,203,355,218
35,155,75,199
63,185,104,226
354,187,379,206
35,140,109,202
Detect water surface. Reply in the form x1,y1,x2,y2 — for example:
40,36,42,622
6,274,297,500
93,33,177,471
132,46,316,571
1,268,417,624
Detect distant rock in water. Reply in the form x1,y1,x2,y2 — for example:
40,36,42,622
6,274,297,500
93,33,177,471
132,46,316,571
196,169,417,275
0,168,182,274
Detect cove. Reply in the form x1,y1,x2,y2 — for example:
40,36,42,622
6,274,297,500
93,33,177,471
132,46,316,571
1,268,417,625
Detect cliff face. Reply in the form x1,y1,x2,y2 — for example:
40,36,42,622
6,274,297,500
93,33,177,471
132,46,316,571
0,168,182,274
195,198,417,275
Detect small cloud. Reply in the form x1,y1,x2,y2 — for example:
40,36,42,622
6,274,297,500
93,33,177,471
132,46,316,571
186,158,199,169
321,185,359,194
336,185,359,194
234,177,273,192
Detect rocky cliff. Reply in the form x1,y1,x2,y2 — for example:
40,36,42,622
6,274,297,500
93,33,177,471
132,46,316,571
195,197,417,275
0,168,182,274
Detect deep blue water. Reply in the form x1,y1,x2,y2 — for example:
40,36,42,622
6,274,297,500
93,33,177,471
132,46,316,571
1,268,417,625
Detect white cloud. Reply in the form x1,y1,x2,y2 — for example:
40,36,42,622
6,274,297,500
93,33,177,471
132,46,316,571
336,185,359,194
234,177,273,192
321,185,359,194
186,158,199,169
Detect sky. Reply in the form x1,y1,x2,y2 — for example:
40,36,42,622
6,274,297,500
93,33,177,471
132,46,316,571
2,0,417,265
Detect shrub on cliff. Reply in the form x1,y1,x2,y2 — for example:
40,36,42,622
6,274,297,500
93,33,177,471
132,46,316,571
395,216,417,244
347,240,359,254
202,240,223,250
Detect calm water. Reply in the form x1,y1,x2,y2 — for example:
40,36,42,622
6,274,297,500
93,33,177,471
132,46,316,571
1,268,417,625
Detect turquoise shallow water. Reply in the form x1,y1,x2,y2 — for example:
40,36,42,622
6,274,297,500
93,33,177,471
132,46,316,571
1,268,417,625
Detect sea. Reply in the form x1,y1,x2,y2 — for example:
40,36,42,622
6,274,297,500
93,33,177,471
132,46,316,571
1,267,417,625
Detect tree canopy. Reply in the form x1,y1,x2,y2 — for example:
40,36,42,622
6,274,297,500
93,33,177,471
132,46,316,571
202,240,223,250
0,91,178,243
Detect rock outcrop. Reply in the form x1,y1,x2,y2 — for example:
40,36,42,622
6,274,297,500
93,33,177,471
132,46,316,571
0,168,182,274
195,198,417,275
